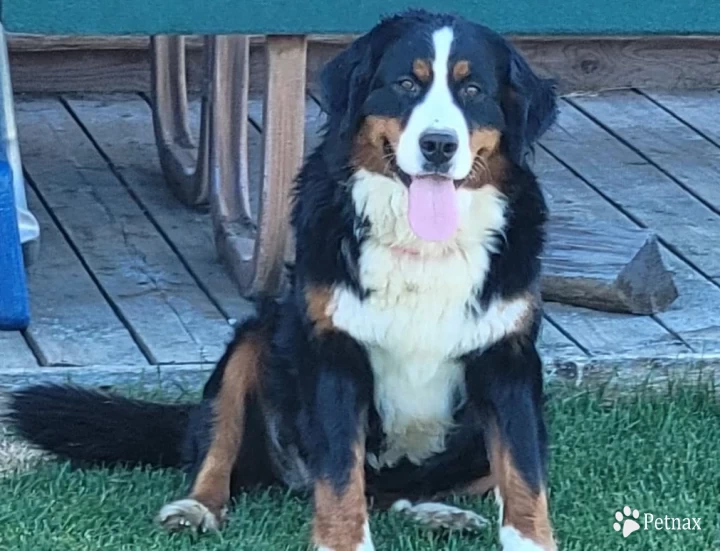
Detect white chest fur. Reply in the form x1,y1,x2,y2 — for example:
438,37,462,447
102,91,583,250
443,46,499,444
329,171,531,467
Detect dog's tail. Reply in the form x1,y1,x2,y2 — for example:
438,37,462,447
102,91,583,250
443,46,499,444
4,384,192,468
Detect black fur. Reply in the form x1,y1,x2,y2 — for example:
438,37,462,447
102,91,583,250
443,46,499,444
5,10,557,539
6,385,191,468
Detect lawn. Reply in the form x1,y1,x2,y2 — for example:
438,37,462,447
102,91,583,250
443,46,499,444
0,385,718,551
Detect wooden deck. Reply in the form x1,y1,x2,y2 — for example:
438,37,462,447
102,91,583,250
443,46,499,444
2,90,720,390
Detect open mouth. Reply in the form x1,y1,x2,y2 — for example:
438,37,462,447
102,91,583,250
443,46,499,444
380,138,462,242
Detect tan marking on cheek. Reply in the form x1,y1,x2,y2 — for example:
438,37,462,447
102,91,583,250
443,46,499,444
413,58,432,83
351,116,403,176
312,442,368,551
452,60,471,81
470,128,501,156
305,285,336,335
462,127,506,190
489,427,556,550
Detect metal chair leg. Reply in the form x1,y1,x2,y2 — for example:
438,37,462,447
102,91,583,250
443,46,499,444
149,35,210,206
209,35,307,297
0,23,40,265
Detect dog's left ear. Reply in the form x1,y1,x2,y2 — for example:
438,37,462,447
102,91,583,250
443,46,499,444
319,33,375,136
503,47,558,163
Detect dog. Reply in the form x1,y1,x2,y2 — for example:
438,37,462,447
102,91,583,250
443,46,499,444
6,10,558,551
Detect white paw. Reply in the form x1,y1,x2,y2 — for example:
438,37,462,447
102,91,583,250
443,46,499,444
391,499,489,532
156,498,224,533
500,525,556,551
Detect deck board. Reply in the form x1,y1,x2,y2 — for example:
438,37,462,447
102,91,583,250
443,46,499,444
571,91,720,219
17,98,231,365
640,91,720,151
540,107,720,353
4,91,720,386
65,95,254,324
0,331,37,369
22,186,146,366
544,100,720,283
535,149,688,358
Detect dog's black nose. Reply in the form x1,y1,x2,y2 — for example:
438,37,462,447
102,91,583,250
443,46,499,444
419,130,458,166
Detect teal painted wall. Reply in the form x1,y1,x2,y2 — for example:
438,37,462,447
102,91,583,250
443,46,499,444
2,0,720,35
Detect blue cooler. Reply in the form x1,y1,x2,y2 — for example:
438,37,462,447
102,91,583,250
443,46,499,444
0,158,30,329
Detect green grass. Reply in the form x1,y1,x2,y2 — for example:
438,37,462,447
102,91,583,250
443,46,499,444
1,385,719,551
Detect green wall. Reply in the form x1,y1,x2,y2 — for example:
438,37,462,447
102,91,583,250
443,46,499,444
3,0,720,35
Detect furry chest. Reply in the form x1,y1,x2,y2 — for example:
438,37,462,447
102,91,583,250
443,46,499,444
329,252,534,467
330,255,484,468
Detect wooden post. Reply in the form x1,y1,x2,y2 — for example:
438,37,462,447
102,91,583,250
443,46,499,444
211,34,307,297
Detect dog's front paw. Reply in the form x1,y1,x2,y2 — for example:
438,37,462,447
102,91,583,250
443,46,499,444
156,498,225,534
391,499,489,532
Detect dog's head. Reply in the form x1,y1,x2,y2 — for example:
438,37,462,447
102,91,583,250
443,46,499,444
321,10,556,188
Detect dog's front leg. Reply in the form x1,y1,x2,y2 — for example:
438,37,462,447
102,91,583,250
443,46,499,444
303,331,374,551
466,337,557,551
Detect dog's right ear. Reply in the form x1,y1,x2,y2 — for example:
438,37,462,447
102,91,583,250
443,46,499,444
319,34,375,136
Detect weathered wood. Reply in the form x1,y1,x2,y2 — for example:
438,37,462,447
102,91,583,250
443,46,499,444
0,363,213,392
65,95,255,323
538,115,720,353
571,91,720,212
216,35,307,296
0,331,37,369
517,36,720,92
643,90,720,145
16,98,231,364
549,97,720,286
20,186,146,367
9,36,720,95
542,218,678,314
6,34,354,51
535,149,689,357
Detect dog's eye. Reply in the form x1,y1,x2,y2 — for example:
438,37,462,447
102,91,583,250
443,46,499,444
461,83,482,99
396,78,419,94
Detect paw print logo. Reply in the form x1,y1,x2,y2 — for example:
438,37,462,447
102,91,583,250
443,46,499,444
614,506,641,538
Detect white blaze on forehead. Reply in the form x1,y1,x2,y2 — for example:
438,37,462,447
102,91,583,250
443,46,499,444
396,26,472,179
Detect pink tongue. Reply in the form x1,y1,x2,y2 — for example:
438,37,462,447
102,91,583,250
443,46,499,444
407,176,459,241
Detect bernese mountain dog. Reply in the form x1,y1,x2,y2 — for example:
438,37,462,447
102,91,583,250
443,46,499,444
6,10,558,551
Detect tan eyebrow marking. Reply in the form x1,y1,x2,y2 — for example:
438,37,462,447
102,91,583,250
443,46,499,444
452,60,471,81
412,58,432,83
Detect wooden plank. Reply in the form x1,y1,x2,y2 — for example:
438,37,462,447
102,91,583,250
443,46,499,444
0,364,212,392
65,95,254,323
516,36,720,92
545,98,720,285
643,90,720,145
7,34,354,52
21,187,146,367
538,119,720,352
542,218,678,314
10,36,720,95
535,148,689,357
16,98,231,364
0,332,37,369
571,91,720,214
537,320,588,366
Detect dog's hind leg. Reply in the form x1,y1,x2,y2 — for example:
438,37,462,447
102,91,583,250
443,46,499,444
157,326,268,533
